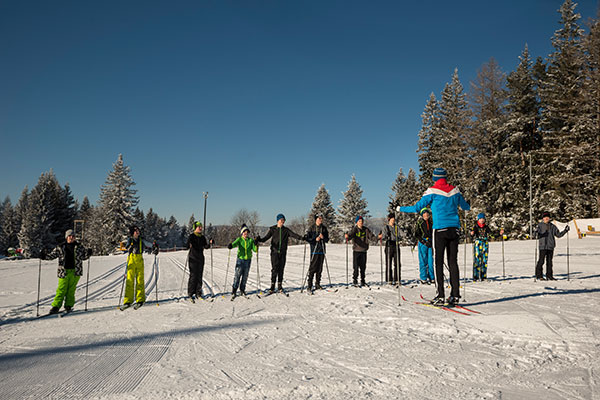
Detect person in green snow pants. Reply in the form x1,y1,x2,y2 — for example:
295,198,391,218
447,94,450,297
45,229,91,314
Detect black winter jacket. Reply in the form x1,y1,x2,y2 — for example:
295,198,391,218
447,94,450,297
347,225,377,252
47,241,90,278
258,225,303,254
535,222,567,250
306,224,329,254
187,234,210,261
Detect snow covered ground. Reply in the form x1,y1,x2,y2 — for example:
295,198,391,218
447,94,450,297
0,220,599,399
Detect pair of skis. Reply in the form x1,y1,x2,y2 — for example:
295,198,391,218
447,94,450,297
406,294,480,315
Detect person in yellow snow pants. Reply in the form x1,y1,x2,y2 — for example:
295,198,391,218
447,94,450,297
124,253,145,304
123,226,146,308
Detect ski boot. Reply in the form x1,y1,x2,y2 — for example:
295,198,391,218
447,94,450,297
133,302,144,310
119,303,132,311
430,297,445,306
64,306,73,313
49,306,60,315
445,296,459,307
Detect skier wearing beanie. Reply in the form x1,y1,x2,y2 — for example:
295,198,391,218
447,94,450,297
227,225,257,298
534,212,569,280
345,216,380,287
414,208,434,284
306,214,330,292
186,221,214,301
256,214,306,294
122,226,149,310
45,229,92,314
469,213,504,281
381,213,401,285
396,167,470,306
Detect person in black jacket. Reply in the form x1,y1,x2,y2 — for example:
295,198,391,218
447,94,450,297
344,216,380,287
45,229,92,314
186,221,214,300
306,214,329,292
414,208,434,284
256,213,305,293
381,213,401,285
534,211,569,280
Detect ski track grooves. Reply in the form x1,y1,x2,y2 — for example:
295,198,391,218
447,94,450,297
0,336,173,399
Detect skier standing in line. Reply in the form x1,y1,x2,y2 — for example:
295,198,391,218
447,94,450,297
186,221,213,301
45,229,92,314
344,216,380,287
534,211,569,281
414,208,434,285
256,214,306,294
122,226,149,310
396,167,470,306
470,213,504,281
306,214,330,292
227,225,257,298
381,213,400,285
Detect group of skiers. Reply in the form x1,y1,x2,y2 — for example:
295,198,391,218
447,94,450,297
42,167,571,315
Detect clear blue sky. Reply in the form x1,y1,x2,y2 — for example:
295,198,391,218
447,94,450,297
1,1,598,225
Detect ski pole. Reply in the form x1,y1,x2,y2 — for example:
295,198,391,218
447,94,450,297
36,256,42,317
256,244,262,294
345,238,349,287
301,242,307,290
85,258,91,311
223,248,231,296
393,215,401,306
118,257,128,308
210,242,214,289
567,221,570,281
502,232,506,279
323,251,332,287
379,235,383,285
155,255,159,305
179,256,188,298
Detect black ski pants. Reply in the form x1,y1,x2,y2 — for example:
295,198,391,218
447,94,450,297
433,228,460,299
535,249,554,279
385,244,399,283
352,251,367,284
270,250,287,288
188,257,205,297
308,253,325,288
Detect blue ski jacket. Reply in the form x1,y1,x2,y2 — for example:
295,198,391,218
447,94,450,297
398,179,470,230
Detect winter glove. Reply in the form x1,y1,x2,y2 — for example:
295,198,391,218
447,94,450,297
227,243,233,250
564,225,570,232
40,248,47,260
302,234,308,241
87,248,93,257
426,239,432,248
255,236,261,243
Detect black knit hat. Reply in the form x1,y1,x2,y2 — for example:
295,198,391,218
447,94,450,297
129,225,139,236
387,213,395,220
542,211,551,219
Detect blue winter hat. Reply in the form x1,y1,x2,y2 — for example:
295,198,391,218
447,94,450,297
432,167,447,182
355,215,363,223
477,213,485,220
276,213,285,222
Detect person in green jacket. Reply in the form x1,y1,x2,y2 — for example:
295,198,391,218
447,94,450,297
227,225,258,298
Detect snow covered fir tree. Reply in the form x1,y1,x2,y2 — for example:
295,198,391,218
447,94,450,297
337,175,370,240
308,184,338,241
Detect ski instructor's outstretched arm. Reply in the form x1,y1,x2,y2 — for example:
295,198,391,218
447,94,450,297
396,167,470,306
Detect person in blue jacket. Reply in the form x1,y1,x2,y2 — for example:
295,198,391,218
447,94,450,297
396,167,470,306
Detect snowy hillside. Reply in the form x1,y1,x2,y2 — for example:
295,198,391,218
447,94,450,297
0,220,599,399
